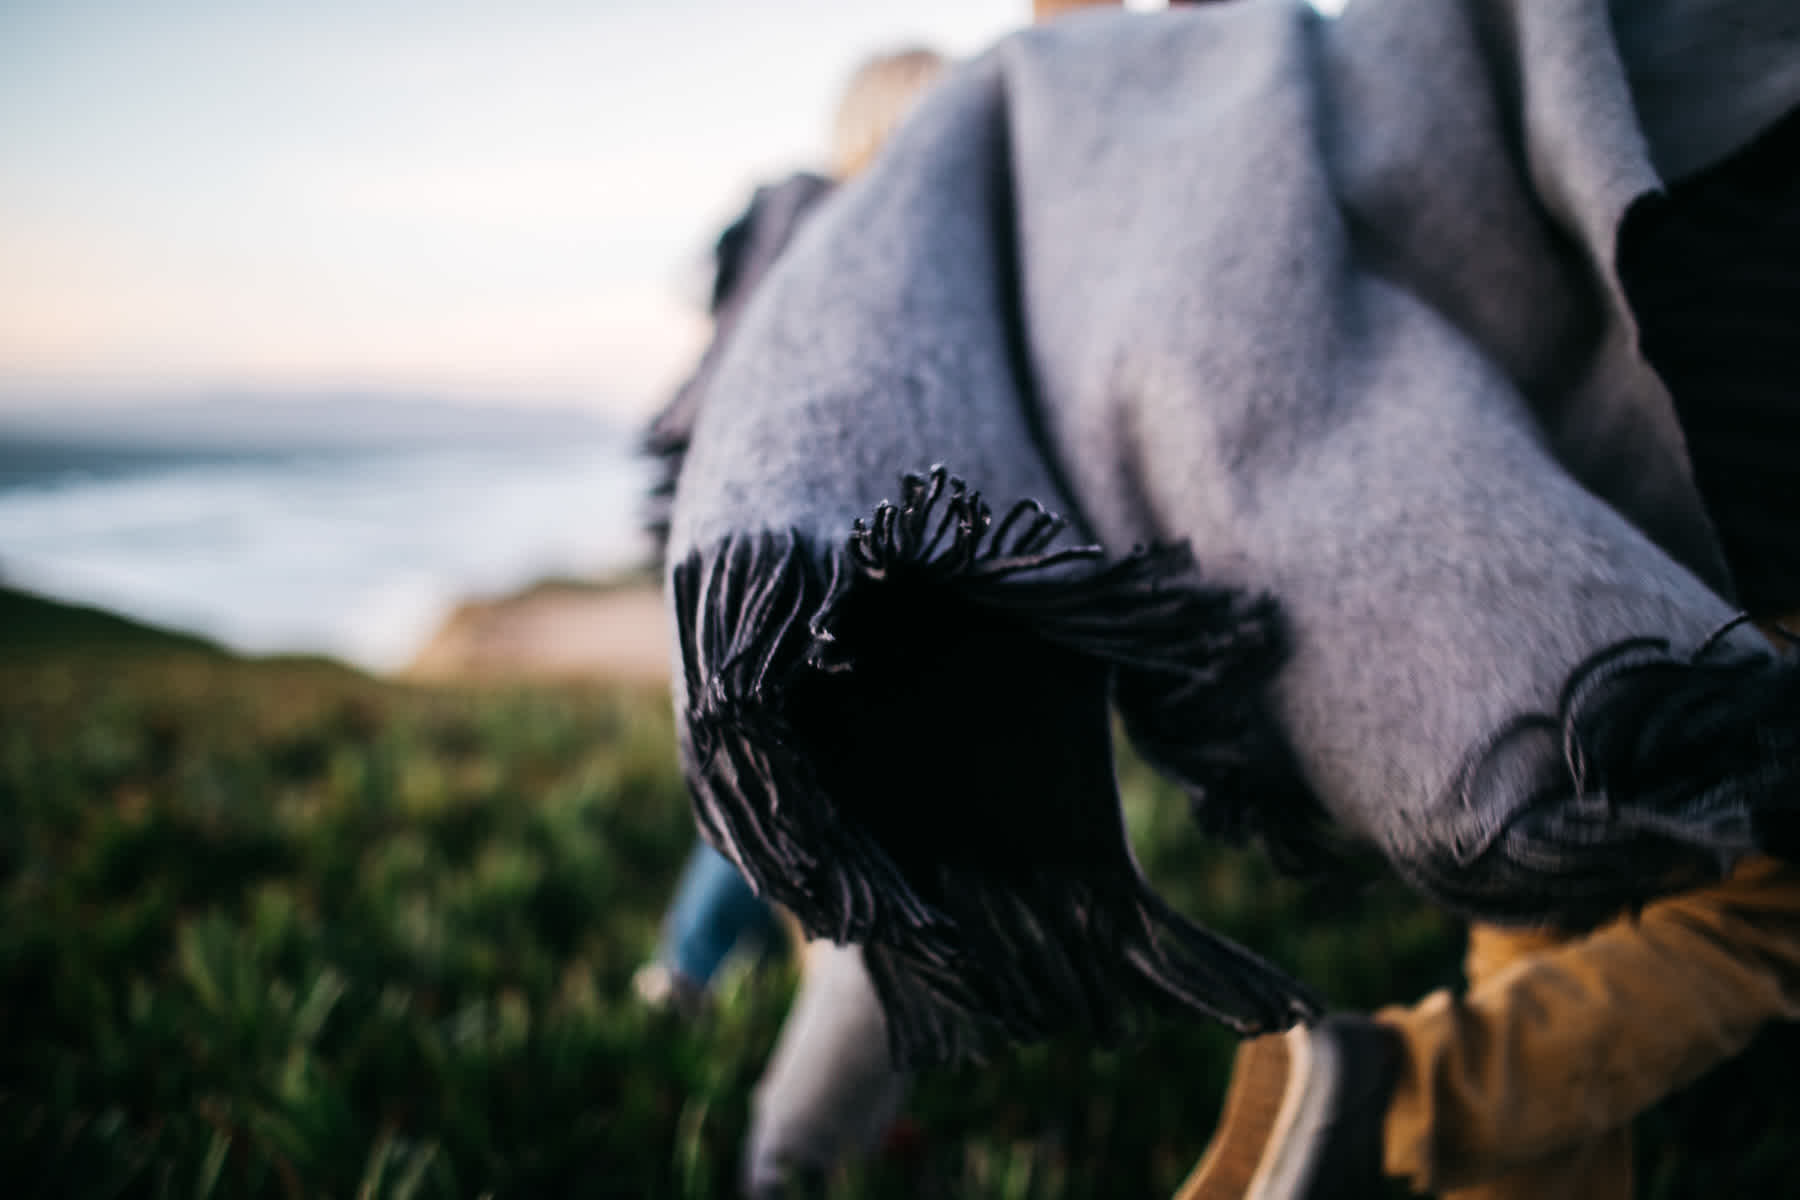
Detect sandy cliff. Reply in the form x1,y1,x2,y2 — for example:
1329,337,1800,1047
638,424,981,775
402,578,670,686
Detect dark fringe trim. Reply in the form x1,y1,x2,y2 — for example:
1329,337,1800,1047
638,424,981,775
1405,621,1800,928
641,375,703,561
861,871,1322,1065
837,469,1342,874
674,467,1318,1065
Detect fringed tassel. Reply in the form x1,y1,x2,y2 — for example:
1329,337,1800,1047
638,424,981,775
1410,622,1800,927
863,873,1323,1065
674,466,1318,1065
835,473,1339,872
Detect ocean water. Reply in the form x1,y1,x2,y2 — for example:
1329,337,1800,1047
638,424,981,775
0,436,655,671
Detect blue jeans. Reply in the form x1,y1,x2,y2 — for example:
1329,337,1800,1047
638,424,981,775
660,840,784,986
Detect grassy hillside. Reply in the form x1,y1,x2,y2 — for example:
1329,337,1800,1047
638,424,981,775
0,588,1794,1197
0,585,227,657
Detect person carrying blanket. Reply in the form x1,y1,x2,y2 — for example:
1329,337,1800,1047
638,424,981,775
660,0,1800,1194
640,44,950,1197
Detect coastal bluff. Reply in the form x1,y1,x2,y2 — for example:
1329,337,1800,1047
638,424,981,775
402,576,670,686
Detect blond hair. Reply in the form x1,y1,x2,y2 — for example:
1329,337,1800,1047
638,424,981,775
828,47,950,180
1033,0,1121,22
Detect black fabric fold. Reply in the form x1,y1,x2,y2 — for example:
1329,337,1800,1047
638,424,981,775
673,466,1319,1064
1117,659,1339,878
1619,103,1800,616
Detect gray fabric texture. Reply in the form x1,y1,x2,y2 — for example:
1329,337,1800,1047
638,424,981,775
644,172,834,556
664,0,1800,1063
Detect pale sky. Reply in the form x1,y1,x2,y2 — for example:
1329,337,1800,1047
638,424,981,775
0,0,1065,417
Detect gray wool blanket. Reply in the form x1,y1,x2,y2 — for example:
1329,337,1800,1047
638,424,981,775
644,171,833,556
662,0,1800,1065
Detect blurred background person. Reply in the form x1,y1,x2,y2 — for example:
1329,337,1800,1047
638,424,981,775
635,44,951,1017
630,44,950,1199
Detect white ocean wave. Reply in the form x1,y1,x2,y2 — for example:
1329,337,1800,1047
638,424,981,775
0,439,654,671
